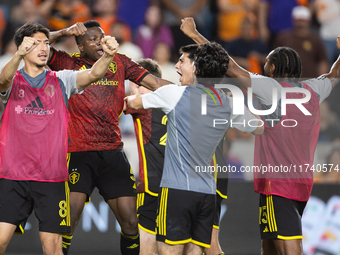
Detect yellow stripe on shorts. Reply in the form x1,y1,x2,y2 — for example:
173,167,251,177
159,188,168,236
136,193,145,212
65,181,71,227
266,195,277,232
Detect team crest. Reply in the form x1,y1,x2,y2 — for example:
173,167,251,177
69,172,80,184
109,62,117,73
44,85,55,97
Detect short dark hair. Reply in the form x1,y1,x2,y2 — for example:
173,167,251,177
14,22,50,48
179,44,198,62
194,42,229,81
136,58,162,78
75,20,102,45
269,47,302,80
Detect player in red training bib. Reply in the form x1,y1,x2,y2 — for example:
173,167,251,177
181,17,340,255
0,22,118,255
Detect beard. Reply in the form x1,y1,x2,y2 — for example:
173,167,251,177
35,62,47,68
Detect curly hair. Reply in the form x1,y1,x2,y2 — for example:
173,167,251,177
194,42,229,81
269,47,302,81
14,22,50,48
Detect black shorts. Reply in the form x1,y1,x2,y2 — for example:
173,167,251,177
67,150,136,201
213,194,224,229
0,179,71,234
259,194,307,240
137,192,158,235
156,188,215,248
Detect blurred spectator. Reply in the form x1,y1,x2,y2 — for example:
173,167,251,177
258,0,310,48
217,0,258,51
0,40,24,70
92,0,119,35
312,0,340,64
4,0,50,49
0,6,6,52
228,17,268,74
110,21,143,61
51,36,79,54
10,0,49,26
272,6,328,78
117,0,152,33
152,42,179,84
134,4,174,59
47,0,91,31
318,100,340,142
161,0,210,56
314,146,340,183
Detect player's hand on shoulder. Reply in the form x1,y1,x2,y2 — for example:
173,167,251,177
337,36,340,51
17,37,38,57
64,22,87,37
180,17,197,38
101,36,119,57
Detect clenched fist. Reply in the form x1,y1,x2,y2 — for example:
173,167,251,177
101,36,119,57
180,17,197,38
63,23,87,37
17,37,39,57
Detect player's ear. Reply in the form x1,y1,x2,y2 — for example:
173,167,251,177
78,44,84,53
193,64,197,75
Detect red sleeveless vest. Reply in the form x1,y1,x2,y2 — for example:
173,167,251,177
0,70,70,181
254,81,320,201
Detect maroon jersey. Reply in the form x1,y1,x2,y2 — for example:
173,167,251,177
48,49,148,152
125,106,167,196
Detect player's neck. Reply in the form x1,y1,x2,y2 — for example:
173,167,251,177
23,64,45,78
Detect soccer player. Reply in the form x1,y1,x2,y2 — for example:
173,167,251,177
181,17,340,255
123,58,166,255
125,42,263,255
47,21,171,255
0,22,118,255
176,43,228,255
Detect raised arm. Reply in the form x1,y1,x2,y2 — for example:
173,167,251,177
49,22,86,45
0,37,38,92
75,36,118,91
180,17,209,45
180,17,251,88
323,36,340,88
48,23,87,61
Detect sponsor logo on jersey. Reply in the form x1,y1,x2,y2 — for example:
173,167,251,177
24,97,55,115
91,78,118,86
15,105,23,114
